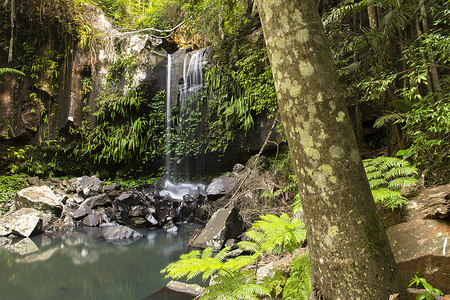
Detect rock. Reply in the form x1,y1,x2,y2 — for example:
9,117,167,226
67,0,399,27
78,176,103,197
232,163,246,173
163,220,178,233
103,183,120,192
83,194,110,209
166,280,205,297
15,186,63,213
27,176,40,186
129,205,147,217
387,219,450,294
205,174,238,201
53,188,69,203
102,225,143,240
404,184,450,221
70,194,85,204
107,189,122,200
0,208,44,237
83,214,100,227
115,192,138,206
146,214,158,226
72,204,92,220
130,217,146,227
193,206,243,250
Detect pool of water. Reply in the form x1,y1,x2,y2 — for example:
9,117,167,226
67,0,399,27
0,225,199,300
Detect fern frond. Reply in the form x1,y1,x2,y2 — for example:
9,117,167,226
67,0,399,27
388,176,417,190
236,240,261,253
384,166,418,180
366,170,383,180
369,178,388,189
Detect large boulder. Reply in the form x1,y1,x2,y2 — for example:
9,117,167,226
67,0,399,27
205,174,238,201
193,206,243,250
15,186,62,215
387,219,450,294
102,225,143,240
403,184,450,221
0,208,44,237
82,194,111,209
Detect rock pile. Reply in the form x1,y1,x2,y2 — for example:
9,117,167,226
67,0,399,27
0,175,212,239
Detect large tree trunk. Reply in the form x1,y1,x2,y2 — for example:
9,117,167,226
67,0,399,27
256,0,408,299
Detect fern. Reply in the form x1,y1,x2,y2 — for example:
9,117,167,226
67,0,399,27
162,212,307,299
363,156,417,209
282,252,311,300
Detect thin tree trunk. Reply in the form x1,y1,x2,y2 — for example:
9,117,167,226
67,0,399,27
8,0,15,63
256,0,408,298
368,6,378,30
419,0,442,97
415,13,433,94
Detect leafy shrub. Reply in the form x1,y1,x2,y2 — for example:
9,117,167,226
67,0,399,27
0,174,29,213
363,156,418,209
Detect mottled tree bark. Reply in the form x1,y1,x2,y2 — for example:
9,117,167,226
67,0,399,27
256,0,408,299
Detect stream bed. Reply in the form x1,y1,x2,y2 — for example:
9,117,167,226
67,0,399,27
0,225,199,300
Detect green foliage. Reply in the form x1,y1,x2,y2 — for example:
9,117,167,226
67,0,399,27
282,252,311,300
162,212,307,299
363,156,418,209
205,43,277,154
239,213,306,255
409,272,443,300
0,174,29,212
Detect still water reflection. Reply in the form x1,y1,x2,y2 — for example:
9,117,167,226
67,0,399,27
0,225,199,300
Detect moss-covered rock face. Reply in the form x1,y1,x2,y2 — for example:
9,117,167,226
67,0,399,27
257,0,408,298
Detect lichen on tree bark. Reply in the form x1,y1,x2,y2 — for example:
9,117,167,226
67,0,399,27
256,0,409,298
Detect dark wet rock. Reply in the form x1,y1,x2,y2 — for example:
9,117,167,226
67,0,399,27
83,194,110,209
129,205,147,217
0,208,43,237
115,192,138,206
179,202,196,221
387,219,450,294
193,206,243,250
83,214,100,227
102,225,143,240
205,174,238,201
106,189,122,200
130,217,146,227
163,220,178,233
193,205,209,224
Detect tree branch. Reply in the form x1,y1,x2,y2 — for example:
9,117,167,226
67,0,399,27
120,17,192,38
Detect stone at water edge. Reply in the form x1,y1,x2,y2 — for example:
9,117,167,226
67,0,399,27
102,225,143,240
7,238,39,255
193,206,243,250
0,208,43,237
83,214,100,227
387,219,450,294
15,186,62,213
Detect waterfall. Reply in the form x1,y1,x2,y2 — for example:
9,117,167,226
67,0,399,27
161,49,207,202
175,48,207,179
165,54,173,176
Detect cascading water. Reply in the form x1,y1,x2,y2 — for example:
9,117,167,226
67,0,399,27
160,50,207,204
165,54,173,176
175,48,207,179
